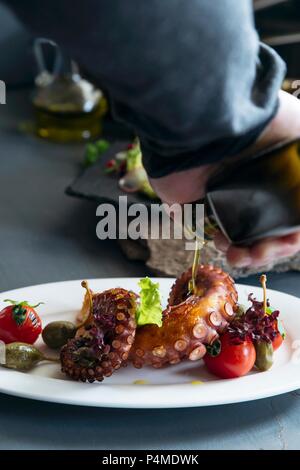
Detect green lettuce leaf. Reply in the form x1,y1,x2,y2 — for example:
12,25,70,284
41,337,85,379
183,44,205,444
136,278,163,327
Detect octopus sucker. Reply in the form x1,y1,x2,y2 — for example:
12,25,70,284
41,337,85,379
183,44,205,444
192,322,207,340
61,287,137,382
152,345,167,358
129,265,238,368
189,345,206,361
174,339,188,352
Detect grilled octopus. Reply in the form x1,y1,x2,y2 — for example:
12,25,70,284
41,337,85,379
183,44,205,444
129,265,238,368
60,286,137,382
60,265,238,381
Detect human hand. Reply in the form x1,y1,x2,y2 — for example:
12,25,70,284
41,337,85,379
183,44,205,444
149,91,300,268
214,230,300,268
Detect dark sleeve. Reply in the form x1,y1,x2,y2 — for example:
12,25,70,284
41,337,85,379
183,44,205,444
4,0,286,178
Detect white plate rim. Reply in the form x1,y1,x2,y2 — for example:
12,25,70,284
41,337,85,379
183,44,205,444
0,278,299,409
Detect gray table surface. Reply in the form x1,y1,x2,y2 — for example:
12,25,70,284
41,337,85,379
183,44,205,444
0,90,300,450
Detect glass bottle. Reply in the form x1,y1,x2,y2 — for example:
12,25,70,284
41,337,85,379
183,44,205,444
32,38,107,142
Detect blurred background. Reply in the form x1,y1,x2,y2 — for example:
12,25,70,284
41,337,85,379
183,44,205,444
1,1,300,88
1,0,300,286
255,0,300,79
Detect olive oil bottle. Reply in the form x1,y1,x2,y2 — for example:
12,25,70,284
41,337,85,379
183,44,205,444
32,39,107,142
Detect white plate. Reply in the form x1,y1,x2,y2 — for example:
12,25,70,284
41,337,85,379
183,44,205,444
0,278,299,408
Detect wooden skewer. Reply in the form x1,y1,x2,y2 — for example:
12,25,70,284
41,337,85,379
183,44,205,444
260,274,267,315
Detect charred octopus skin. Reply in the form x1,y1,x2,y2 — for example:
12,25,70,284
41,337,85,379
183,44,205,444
130,265,238,368
61,288,137,382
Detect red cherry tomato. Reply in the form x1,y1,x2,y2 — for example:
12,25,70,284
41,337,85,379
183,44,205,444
272,321,284,351
204,333,256,379
0,300,43,344
272,334,283,351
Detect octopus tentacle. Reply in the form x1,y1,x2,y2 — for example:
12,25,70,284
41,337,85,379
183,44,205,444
129,265,238,368
61,288,137,382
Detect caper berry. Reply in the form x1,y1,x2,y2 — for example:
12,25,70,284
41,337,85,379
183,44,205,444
4,342,45,371
42,321,77,349
255,340,274,371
